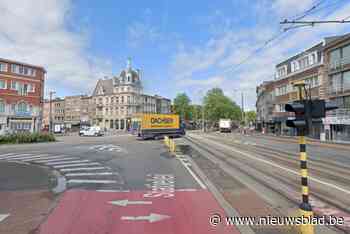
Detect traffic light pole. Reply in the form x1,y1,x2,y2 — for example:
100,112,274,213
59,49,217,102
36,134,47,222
296,85,314,234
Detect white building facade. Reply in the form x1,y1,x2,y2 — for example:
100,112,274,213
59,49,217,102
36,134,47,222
91,59,171,131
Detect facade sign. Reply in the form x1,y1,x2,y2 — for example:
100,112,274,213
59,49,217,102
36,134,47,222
323,117,350,125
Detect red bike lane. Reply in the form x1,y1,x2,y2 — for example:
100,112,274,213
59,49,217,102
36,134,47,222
38,189,240,234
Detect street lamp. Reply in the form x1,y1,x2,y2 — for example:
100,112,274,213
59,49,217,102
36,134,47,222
49,91,56,133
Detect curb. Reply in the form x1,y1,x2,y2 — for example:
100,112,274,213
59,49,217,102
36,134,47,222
175,139,255,234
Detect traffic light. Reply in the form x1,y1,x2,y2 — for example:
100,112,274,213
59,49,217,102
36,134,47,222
285,101,309,131
285,100,338,134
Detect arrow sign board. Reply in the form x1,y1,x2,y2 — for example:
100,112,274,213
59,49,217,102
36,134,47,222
109,200,152,207
0,214,10,223
121,213,171,223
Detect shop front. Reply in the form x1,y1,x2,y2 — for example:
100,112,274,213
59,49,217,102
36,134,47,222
323,116,350,141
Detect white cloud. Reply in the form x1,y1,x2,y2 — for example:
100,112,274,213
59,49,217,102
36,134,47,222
170,1,350,110
127,22,161,48
177,76,224,88
0,0,112,97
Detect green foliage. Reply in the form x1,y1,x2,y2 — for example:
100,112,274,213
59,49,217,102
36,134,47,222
0,132,56,144
189,104,202,121
203,88,242,122
245,110,257,123
173,93,192,120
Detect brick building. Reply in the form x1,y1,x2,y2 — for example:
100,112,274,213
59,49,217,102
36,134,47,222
256,34,350,140
323,33,350,141
0,58,46,135
272,41,325,138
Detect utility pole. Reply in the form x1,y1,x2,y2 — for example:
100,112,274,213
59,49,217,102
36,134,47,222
49,91,56,133
241,92,245,126
202,104,205,132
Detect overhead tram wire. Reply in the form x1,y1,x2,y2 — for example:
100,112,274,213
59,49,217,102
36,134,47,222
201,0,332,78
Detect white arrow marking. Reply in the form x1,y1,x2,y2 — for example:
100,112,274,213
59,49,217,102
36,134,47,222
121,213,170,223
0,214,10,223
109,199,152,207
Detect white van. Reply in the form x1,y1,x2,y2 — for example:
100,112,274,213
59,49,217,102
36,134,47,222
79,126,103,137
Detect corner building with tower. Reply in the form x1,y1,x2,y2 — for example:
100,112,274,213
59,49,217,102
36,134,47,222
91,59,171,131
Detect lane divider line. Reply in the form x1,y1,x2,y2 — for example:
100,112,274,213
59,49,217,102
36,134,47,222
176,155,207,189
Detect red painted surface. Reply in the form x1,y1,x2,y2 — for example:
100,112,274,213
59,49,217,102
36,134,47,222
39,189,239,234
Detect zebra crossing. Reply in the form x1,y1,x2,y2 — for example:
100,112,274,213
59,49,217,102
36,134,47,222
0,152,123,190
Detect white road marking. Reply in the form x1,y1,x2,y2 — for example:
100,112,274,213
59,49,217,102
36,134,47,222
67,179,117,184
46,160,90,166
34,157,76,163
191,134,350,195
109,200,152,206
176,189,198,192
97,190,130,192
65,172,115,177
0,154,34,159
144,174,175,198
59,167,107,172
0,214,10,223
53,162,100,168
12,154,50,161
21,155,68,162
0,153,15,158
176,155,206,189
121,213,171,223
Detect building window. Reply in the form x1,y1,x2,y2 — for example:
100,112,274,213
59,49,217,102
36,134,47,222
0,63,7,72
0,79,6,89
276,66,287,79
121,96,124,103
28,83,35,92
343,71,350,91
343,44,350,59
18,102,28,113
330,48,341,64
0,101,5,113
275,85,288,96
11,81,18,90
310,52,317,65
330,73,342,94
10,64,36,77
116,97,119,103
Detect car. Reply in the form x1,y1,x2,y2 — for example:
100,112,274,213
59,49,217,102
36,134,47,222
79,126,103,137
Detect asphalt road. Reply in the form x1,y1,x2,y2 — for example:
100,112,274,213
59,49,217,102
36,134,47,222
0,133,238,234
186,131,350,234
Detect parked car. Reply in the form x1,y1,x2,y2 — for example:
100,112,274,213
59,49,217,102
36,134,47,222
79,126,103,136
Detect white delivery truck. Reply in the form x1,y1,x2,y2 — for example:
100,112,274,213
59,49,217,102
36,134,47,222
219,119,232,133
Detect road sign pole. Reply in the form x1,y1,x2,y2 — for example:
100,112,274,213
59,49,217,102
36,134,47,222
296,84,314,234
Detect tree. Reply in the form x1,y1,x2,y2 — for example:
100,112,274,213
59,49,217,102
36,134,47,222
173,93,191,120
245,111,256,124
203,88,241,123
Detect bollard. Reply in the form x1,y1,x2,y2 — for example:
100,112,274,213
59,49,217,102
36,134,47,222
164,136,168,147
171,139,176,153
298,134,314,234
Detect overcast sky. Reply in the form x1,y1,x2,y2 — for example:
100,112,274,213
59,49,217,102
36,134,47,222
1,0,350,109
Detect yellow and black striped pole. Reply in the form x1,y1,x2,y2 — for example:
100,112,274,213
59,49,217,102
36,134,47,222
298,129,314,234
